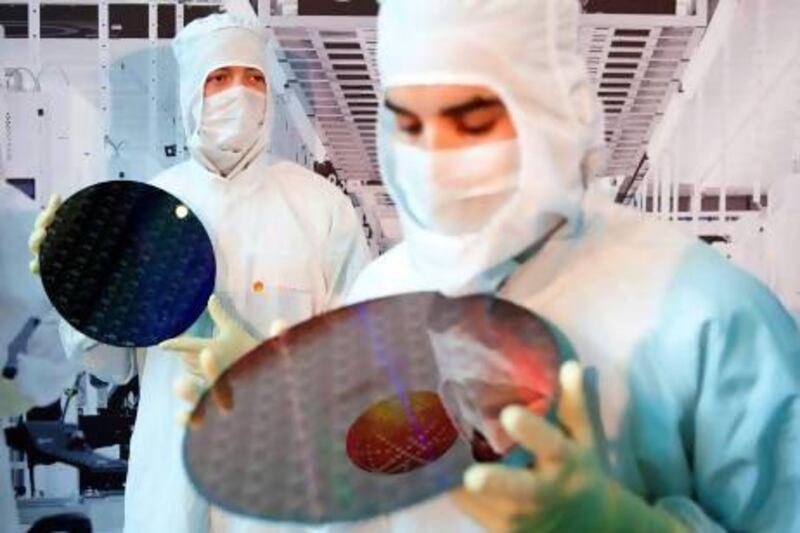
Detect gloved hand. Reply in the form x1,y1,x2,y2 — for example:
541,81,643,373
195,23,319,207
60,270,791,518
163,294,282,427
451,361,688,533
28,194,62,275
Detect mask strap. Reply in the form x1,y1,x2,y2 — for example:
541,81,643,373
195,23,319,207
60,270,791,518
496,217,569,293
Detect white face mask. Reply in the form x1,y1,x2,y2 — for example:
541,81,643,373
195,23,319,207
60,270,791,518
393,139,520,235
198,86,266,176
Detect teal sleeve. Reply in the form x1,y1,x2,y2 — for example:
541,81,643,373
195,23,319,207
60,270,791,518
655,497,726,532
659,247,800,532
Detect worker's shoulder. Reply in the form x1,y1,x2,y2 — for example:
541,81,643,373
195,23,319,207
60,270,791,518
598,198,796,334
346,243,424,304
667,238,792,326
582,191,693,252
581,193,790,324
567,193,698,289
268,159,349,203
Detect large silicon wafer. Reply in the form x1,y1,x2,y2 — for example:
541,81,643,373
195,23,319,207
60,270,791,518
39,180,215,347
183,292,561,524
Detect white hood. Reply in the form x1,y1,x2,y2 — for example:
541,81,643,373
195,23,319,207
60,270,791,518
172,10,275,178
377,0,604,295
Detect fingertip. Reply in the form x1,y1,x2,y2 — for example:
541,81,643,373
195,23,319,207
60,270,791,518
173,377,190,400
159,338,181,351
463,465,492,493
558,361,583,395
29,259,39,274
172,376,185,394
188,411,206,430
42,196,60,223
175,411,191,427
28,229,43,251
499,404,529,432
208,294,224,314
269,319,288,337
34,208,45,222
206,295,229,327
559,360,583,391
216,387,234,415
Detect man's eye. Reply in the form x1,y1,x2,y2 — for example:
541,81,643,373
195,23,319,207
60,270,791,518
456,106,505,135
397,118,422,135
457,119,498,136
400,124,422,135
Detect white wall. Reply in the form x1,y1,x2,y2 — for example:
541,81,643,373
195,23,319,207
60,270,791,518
641,0,800,317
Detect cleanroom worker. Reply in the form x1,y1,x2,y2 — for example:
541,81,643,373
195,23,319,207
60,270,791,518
1,183,77,533
341,0,800,531
27,8,370,533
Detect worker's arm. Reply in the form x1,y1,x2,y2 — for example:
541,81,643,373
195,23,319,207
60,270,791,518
661,276,800,532
58,319,140,385
323,192,372,310
630,247,800,532
12,306,79,405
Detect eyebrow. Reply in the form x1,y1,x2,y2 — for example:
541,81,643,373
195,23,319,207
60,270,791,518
384,96,503,118
384,98,415,117
441,97,503,117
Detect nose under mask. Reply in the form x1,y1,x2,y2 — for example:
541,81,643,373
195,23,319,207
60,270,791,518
392,139,521,235
198,86,266,176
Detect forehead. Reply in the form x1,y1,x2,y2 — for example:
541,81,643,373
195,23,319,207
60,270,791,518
385,84,500,115
207,65,264,74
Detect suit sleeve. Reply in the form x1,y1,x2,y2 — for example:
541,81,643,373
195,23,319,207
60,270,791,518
59,319,140,385
322,193,372,310
656,268,800,532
